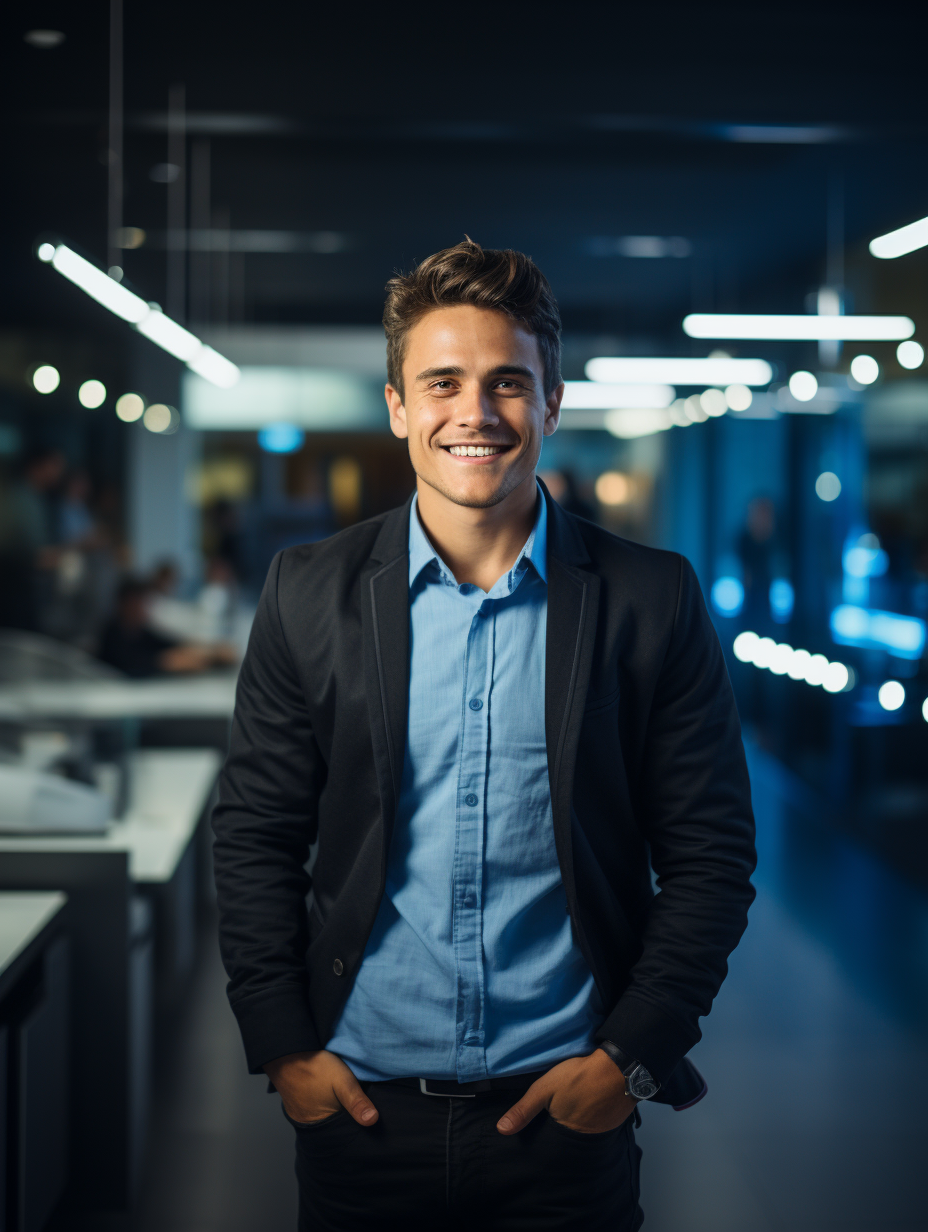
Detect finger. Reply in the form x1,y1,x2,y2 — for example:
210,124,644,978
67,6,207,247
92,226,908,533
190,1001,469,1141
496,1078,552,1135
333,1071,379,1126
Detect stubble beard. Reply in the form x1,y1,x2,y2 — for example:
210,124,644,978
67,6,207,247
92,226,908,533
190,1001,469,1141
414,446,536,510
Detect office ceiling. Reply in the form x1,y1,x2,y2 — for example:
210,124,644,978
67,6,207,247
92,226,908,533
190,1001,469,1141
5,0,928,351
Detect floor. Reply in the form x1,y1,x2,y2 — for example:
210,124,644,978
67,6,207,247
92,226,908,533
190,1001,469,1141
127,738,928,1231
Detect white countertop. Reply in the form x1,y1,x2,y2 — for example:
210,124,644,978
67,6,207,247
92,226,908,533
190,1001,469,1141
0,749,222,883
0,891,68,979
0,674,238,721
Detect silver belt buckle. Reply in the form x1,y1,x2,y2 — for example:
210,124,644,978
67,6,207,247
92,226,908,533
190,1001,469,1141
419,1078,476,1098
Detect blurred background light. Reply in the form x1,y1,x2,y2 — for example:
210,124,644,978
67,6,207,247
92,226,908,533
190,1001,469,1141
724,383,753,411
41,244,240,387
869,215,928,259
843,535,889,578
257,423,305,453
711,576,744,617
923,698,928,723
896,340,924,369
878,680,905,711
603,407,672,438
830,605,926,659
789,371,818,401
32,364,60,394
115,393,145,422
684,394,709,423
77,380,106,409
733,632,850,692
769,578,795,622
815,471,841,501
585,357,772,385
594,471,631,505
683,313,915,341
36,242,55,262
23,29,66,47
560,382,674,409
143,403,175,434
699,388,728,417
849,354,879,385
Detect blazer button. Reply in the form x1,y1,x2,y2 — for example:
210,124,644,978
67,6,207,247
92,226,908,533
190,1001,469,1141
333,958,344,976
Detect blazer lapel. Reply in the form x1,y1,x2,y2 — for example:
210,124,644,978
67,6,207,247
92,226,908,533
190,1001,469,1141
361,501,412,869
544,488,601,898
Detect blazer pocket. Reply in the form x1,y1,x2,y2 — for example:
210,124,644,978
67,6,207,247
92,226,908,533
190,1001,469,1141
583,684,620,716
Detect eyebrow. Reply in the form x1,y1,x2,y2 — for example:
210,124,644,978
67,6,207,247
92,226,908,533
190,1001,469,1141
414,364,538,383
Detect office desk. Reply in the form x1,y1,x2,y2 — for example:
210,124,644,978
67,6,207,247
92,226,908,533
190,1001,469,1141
0,674,237,723
0,892,70,1232
0,749,222,1216
0,891,66,985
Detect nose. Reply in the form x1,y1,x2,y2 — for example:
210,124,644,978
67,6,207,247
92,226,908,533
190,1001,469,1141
454,382,500,431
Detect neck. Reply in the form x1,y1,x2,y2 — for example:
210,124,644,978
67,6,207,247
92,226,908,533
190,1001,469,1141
415,472,538,592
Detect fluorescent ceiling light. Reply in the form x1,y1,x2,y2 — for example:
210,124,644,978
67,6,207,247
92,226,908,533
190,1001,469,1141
136,310,202,361
41,244,240,388
186,346,241,389
51,244,149,323
683,313,914,341
561,381,674,409
585,356,773,386
869,216,928,260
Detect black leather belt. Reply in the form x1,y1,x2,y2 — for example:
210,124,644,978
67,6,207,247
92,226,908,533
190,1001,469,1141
375,1071,548,1098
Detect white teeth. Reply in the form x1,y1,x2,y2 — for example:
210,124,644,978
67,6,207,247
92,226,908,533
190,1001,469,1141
448,445,503,457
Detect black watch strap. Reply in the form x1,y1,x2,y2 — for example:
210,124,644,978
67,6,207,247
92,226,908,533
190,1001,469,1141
599,1040,635,1075
599,1040,662,1100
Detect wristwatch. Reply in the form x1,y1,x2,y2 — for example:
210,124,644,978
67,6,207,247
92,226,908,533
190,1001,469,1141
599,1040,661,1100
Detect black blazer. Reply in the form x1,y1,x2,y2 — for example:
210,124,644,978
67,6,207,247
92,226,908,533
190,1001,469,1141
213,484,756,1100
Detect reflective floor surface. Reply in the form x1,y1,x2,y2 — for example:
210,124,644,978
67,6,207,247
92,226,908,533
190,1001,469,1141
128,737,928,1230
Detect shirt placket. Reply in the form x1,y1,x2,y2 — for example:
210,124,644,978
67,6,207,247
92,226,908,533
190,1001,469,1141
452,592,494,1081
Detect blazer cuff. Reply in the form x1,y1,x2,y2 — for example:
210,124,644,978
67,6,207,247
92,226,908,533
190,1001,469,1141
231,987,324,1073
596,993,700,1087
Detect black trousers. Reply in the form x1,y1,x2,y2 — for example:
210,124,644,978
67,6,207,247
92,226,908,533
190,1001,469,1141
290,1079,644,1231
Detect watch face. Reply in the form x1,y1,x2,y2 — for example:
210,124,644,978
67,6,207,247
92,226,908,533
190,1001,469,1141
627,1065,660,1100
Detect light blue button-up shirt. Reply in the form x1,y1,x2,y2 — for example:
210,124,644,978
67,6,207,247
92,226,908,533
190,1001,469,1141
327,488,600,1081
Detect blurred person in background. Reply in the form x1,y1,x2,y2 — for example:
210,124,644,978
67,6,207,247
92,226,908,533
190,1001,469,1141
98,577,237,678
0,446,66,631
213,240,756,1231
738,495,780,633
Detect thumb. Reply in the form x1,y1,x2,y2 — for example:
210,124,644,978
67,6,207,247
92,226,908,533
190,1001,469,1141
333,1070,379,1127
496,1077,551,1135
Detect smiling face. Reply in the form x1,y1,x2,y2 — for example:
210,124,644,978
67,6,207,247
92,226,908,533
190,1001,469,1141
385,304,563,511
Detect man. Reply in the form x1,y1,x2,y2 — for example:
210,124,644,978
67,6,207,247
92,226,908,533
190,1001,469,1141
213,239,755,1231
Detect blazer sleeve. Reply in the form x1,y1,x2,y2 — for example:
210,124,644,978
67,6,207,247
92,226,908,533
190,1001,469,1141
212,550,327,1071
595,555,756,1083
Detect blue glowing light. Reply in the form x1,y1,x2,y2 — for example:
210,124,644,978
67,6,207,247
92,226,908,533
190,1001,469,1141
258,422,305,453
843,543,889,579
830,605,926,660
769,578,794,623
711,576,744,617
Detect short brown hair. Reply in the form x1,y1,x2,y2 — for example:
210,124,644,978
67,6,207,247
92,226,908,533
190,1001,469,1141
383,238,562,398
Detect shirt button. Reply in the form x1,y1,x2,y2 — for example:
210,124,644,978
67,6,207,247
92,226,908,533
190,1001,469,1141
464,793,478,807
463,890,476,907
468,698,483,711
333,958,344,976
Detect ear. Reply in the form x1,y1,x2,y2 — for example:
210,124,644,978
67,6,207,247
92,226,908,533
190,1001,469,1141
543,382,564,437
385,384,408,439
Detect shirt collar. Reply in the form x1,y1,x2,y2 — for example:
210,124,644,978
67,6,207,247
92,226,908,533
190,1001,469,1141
408,482,547,590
